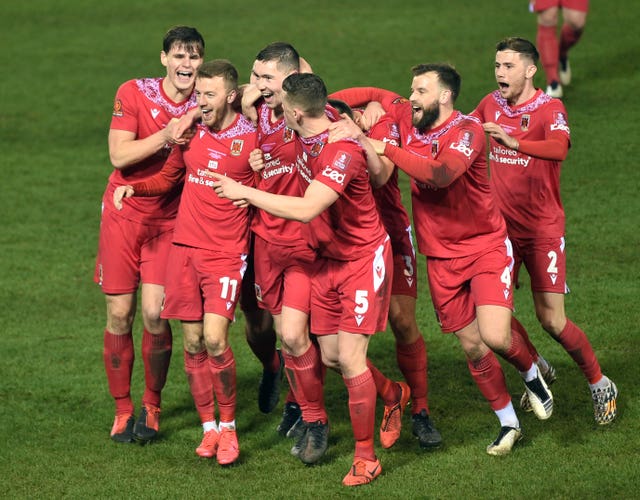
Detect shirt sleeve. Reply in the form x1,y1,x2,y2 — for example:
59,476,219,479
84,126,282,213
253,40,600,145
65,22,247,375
130,146,185,196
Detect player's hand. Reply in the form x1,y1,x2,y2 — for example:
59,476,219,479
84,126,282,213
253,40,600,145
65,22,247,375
359,101,385,131
113,185,135,210
165,116,193,145
240,83,260,124
206,171,249,205
328,114,364,143
482,122,518,150
249,148,266,172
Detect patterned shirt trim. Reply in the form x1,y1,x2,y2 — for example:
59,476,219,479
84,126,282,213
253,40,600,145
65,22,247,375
135,78,196,115
490,89,552,117
411,111,480,146
199,114,257,139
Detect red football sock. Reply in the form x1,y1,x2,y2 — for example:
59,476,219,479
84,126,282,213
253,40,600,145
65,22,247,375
184,350,215,424
537,24,560,84
366,359,400,406
103,330,134,415
209,346,236,423
560,24,583,61
282,351,308,414
141,327,172,408
344,369,377,461
291,343,327,423
501,327,534,372
466,351,511,411
554,319,602,384
396,336,429,414
511,316,539,362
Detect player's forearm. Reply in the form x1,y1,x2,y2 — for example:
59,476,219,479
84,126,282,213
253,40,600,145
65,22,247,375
329,87,395,109
383,144,463,188
245,187,317,223
515,137,568,161
109,132,171,170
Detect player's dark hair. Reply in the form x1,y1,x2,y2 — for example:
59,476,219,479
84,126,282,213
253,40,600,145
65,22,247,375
255,42,300,73
197,59,238,90
411,63,461,102
327,98,354,120
496,37,539,65
163,25,205,56
282,73,327,117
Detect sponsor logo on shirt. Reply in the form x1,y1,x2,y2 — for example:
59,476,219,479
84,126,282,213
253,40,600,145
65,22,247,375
494,111,501,121
387,123,400,140
332,151,351,170
112,99,123,117
521,114,530,131
207,148,225,160
207,160,219,170
449,130,474,158
151,108,160,119
550,111,570,133
321,165,345,185
489,145,531,167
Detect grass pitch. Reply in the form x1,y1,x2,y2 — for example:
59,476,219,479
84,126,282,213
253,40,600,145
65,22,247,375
1,0,638,498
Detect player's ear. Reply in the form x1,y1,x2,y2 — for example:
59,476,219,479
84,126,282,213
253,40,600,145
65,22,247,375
227,89,238,104
525,64,537,80
160,51,168,68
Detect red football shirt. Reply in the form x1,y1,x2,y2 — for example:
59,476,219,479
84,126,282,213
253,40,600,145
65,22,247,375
251,102,306,246
297,132,388,261
383,104,508,258
472,89,570,238
131,113,257,253
367,118,413,256
104,78,197,223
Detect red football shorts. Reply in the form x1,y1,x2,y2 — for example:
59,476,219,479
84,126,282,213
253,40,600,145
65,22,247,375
161,244,247,322
391,252,418,298
94,209,174,294
511,236,569,294
253,234,317,315
530,0,589,12
311,237,392,336
427,241,515,333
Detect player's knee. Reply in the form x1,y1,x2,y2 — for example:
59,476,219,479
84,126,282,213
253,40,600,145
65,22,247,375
106,306,135,334
204,337,228,357
537,312,565,337
280,332,310,356
141,307,166,332
389,313,420,344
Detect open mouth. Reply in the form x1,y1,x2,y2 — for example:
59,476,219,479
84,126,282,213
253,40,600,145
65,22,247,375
498,82,509,90
177,71,193,79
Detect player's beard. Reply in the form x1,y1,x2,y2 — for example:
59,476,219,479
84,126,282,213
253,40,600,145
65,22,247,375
413,101,440,132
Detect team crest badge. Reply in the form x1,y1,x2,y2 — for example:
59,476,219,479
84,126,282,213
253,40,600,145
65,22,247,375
521,114,530,131
283,127,294,143
431,140,439,157
332,151,351,170
230,139,244,156
310,141,324,157
112,98,123,117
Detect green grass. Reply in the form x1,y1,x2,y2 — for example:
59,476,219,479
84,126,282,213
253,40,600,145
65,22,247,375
1,0,639,498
